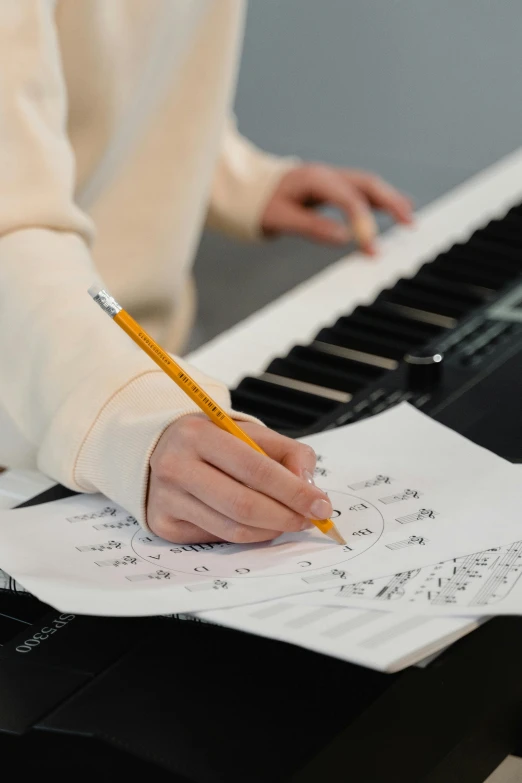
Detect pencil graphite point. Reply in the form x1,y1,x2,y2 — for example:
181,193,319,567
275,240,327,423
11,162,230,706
326,525,346,545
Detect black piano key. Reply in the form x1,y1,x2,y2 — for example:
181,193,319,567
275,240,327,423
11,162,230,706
232,389,322,428
232,377,336,428
478,216,522,248
377,280,472,320
230,200,522,438
267,357,363,394
404,277,489,308
493,212,522,229
407,270,489,304
266,355,369,395
439,256,517,287
430,254,508,290
233,402,295,431
465,236,522,266
345,305,443,342
256,413,300,431
290,345,385,379
507,204,522,219
260,372,351,403
445,243,520,274
237,377,338,413
269,346,385,393
316,325,409,361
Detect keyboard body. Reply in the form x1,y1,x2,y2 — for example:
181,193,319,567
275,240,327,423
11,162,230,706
230,205,522,462
1,151,522,782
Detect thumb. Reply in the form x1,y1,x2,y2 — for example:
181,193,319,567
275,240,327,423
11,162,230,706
279,204,352,245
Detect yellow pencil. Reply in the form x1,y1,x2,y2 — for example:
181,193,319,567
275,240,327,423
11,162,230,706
89,286,345,545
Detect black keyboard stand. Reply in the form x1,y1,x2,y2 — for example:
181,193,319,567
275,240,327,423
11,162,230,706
293,618,522,783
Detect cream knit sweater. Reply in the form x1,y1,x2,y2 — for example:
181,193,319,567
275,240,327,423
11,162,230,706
0,0,293,524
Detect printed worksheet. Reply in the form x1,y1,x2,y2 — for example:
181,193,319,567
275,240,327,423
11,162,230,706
0,405,519,616
291,536,522,616
290,465,522,617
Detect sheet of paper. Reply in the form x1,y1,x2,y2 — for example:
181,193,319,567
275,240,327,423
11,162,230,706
0,404,519,616
290,465,522,617
289,541,522,616
0,556,479,672
196,600,478,673
292,534,522,616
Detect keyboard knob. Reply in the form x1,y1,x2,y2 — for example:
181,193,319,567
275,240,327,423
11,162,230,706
404,351,444,391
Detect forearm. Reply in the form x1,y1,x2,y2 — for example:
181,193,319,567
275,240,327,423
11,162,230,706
0,2,234,524
206,115,298,240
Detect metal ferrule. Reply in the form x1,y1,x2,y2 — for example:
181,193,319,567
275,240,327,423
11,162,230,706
90,288,122,318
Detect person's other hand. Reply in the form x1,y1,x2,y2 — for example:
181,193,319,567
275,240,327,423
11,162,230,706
261,164,414,255
147,415,332,544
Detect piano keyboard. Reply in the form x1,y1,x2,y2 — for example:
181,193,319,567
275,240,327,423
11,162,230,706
186,148,522,458
229,203,522,438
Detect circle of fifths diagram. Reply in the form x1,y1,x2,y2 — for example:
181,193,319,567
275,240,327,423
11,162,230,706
131,490,384,579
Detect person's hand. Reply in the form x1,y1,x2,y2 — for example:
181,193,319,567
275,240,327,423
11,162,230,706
261,164,414,255
147,415,333,544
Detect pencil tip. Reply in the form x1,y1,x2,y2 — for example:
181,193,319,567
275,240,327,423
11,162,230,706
326,525,346,546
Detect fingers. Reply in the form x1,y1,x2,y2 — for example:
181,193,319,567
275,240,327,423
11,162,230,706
201,421,317,478
342,170,414,225
148,517,223,544
302,168,379,254
195,422,331,523
271,201,353,246
148,415,333,547
263,165,415,255
148,489,279,545
178,459,327,533
329,183,378,255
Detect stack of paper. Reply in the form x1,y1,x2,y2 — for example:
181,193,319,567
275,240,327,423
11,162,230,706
0,404,519,671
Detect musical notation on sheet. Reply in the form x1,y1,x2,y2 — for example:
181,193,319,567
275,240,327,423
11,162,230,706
292,463,522,619
325,540,522,615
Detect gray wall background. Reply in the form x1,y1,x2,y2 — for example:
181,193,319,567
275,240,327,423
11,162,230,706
190,0,522,350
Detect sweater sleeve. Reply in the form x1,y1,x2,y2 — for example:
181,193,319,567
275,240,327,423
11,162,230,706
0,2,243,527
206,115,299,241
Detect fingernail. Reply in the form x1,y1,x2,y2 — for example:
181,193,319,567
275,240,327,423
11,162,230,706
303,469,316,486
310,498,333,520
300,519,315,531
354,216,377,247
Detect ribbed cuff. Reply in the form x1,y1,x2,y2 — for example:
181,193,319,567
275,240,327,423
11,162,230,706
69,367,262,530
239,154,300,241
208,139,300,241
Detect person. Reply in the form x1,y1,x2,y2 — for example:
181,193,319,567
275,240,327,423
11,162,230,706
0,1,413,545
